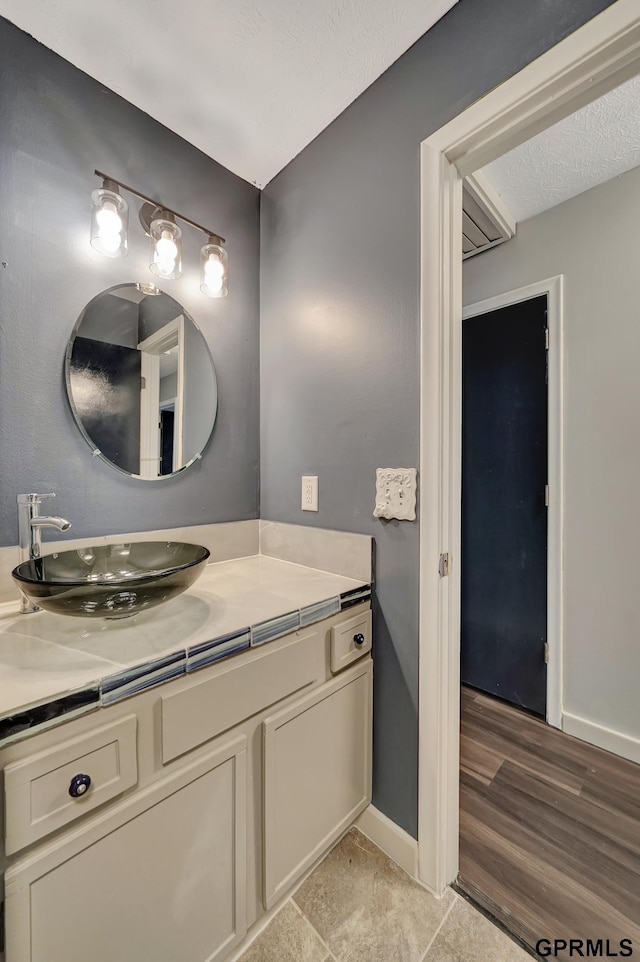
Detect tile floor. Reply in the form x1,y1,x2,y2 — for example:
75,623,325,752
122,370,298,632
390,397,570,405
238,828,529,962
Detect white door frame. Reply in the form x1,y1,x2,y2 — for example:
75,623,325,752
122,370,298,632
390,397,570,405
418,0,640,896
463,276,564,730
137,315,185,478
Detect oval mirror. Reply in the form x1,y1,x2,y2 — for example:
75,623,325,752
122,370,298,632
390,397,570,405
65,284,218,479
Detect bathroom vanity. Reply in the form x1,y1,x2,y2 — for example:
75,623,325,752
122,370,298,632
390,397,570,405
0,552,373,962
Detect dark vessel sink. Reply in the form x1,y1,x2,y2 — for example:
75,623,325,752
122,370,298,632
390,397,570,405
12,542,210,619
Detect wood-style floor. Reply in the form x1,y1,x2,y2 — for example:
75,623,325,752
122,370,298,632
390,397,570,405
459,686,640,952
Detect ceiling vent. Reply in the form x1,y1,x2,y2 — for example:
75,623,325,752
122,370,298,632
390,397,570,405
462,171,516,259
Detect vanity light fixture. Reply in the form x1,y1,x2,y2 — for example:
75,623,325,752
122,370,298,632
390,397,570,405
91,170,227,296
135,281,161,296
200,236,228,298
90,179,128,257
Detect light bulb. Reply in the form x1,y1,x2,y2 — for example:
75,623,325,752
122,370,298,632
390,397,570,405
155,257,176,276
156,230,178,260
96,203,122,233
90,186,128,258
149,217,182,279
200,239,228,298
205,254,224,278
97,201,123,253
98,230,122,254
203,273,224,294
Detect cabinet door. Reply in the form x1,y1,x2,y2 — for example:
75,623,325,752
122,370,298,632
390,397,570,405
263,659,372,908
5,735,247,962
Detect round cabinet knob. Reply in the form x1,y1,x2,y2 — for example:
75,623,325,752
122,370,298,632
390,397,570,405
69,773,92,798
353,633,366,647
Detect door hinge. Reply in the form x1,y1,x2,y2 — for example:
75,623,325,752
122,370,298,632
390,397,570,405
545,484,549,507
438,552,449,578
141,375,146,389
544,642,549,664
544,328,549,350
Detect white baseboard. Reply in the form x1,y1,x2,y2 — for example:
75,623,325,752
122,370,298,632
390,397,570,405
562,711,640,765
356,805,418,879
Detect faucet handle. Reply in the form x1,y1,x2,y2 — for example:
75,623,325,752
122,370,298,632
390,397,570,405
17,492,56,505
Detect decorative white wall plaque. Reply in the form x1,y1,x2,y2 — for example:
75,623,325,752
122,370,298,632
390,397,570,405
373,468,417,521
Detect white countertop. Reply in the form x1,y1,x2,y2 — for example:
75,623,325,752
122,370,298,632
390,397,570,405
0,555,368,721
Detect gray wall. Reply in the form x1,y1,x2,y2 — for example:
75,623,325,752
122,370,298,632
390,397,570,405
77,294,139,347
464,163,640,755
139,291,182,342
160,373,178,403
260,0,617,837
0,17,260,545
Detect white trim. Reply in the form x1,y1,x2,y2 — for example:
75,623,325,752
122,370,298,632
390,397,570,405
137,315,185,477
138,315,181,354
426,3,640,172
464,170,516,240
563,712,640,766
355,805,419,880
461,235,509,261
419,145,462,895
462,276,564,730
418,0,640,896
139,351,161,479
175,315,185,467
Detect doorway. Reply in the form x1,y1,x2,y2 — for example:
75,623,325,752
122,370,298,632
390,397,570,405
417,0,640,897
455,93,640,946
138,314,185,479
461,275,563,729
160,403,176,475
461,293,548,717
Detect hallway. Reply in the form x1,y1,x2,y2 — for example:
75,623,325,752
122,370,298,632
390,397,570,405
459,687,640,952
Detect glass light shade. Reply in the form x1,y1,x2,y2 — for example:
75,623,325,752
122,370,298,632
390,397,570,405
149,217,182,280
90,188,128,258
200,241,228,298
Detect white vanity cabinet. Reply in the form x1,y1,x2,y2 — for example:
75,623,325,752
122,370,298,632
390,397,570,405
0,603,372,962
5,736,247,962
263,659,372,908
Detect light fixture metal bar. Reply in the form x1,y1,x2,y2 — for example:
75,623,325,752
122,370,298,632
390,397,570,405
94,169,225,244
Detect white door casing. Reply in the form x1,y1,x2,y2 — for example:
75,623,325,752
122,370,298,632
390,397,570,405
138,315,185,479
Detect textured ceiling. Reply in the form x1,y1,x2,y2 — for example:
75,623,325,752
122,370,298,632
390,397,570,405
0,0,456,187
481,73,640,223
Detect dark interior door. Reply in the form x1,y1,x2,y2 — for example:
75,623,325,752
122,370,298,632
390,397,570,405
69,336,142,475
160,408,175,475
461,294,548,716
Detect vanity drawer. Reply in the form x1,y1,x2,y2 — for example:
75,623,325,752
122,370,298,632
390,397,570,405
4,715,138,855
331,608,372,673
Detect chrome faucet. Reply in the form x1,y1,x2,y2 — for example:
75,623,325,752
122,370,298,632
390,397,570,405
17,493,72,613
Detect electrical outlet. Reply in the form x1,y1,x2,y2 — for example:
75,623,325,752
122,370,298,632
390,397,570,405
301,476,318,512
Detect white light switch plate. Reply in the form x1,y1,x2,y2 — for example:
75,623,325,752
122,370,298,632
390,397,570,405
301,476,318,511
373,468,417,521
